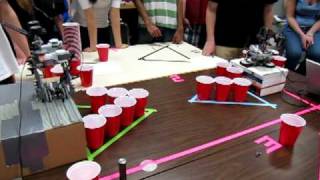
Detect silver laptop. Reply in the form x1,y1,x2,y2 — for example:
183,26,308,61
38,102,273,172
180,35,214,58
306,59,320,95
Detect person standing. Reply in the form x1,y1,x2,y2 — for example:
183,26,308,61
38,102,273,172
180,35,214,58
182,0,208,48
0,0,30,84
73,0,124,52
203,0,277,60
134,0,184,44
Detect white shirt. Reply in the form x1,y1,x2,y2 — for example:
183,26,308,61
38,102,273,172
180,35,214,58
73,0,121,28
0,25,19,81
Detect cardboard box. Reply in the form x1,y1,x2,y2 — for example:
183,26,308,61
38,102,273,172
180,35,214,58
0,122,86,180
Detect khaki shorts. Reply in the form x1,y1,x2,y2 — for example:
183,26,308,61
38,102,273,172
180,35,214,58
215,46,243,60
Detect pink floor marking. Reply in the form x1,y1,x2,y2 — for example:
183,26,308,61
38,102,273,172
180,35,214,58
100,104,320,180
170,74,185,83
254,135,282,154
283,89,318,107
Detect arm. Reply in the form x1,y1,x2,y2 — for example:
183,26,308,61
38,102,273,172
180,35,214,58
54,15,64,37
286,0,304,36
286,0,313,48
202,1,218,56
307,20,320,37
110,0,122,48
84,8,98,51
134,0,162,37
263,4,274,29
172,0,184,43
0,1,30,58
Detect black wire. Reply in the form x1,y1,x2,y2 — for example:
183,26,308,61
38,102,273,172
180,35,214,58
18,61,28,179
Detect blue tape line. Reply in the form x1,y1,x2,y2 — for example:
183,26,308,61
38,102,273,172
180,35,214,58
247,91,277,109
189,95,277,108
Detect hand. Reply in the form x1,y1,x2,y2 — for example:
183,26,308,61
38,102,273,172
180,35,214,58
300,34,314,49
146,22,162,38
84,47,97,52
202,41,216,56
172,28,184,44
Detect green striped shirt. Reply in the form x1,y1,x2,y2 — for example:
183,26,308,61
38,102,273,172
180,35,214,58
139,0,178,29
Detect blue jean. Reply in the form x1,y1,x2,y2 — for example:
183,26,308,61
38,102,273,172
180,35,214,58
137,26,176,44
283,26,320,72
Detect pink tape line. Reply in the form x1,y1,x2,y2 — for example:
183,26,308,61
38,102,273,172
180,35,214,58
254,135,282,154
170,74,185,83
283,89,318,107
100,104,320,180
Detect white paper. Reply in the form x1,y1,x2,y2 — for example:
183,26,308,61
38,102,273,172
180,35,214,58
0,25,19,81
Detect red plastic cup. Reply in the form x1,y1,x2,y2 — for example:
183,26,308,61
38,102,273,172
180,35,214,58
96,44,110,62
196,75,215,100
279,114,306,147
215,76,233,101
50,64,64,77
86,87,108,113
272,56,287,68
114,96,137,127
128,88,149,118
216,60,230,76
42,65,54,78
226,66,243,79
66,160,101,180
98,105,122,137
233,78,252,102
70,59,81,76
107,87,128,104
83,114,106,150
77,65,94,87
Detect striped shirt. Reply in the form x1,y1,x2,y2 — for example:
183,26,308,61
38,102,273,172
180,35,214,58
139,0,178,29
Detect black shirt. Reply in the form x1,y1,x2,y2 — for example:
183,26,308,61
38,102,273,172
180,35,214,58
9,0,66,43
210,0,278,48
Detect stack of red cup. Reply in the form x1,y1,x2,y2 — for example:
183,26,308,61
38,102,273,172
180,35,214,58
50,64,64,77
216,60,230,76
77,64,94,87
272,56,287,68
42,54,54,78
96,44,110,62
128,88,150,118
195,75,252,102
114,96,137,127
66,160,101,180
98,105,122,137
226,66,243,79
82,114,106,150
233,78,252,102
70,59,81,76
196,75,215,100
107,87,128,104
279,114,306,147
214,76,233,101
63,22,82,60
86,87,108,113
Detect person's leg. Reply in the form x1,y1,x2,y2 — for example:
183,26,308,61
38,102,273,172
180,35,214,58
283,26,304,71
307,31,320,63
80,26,90,50
184,25,194,45
137,27,154,44
97,27,111,45
198,24,207,49
160,27,175,42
